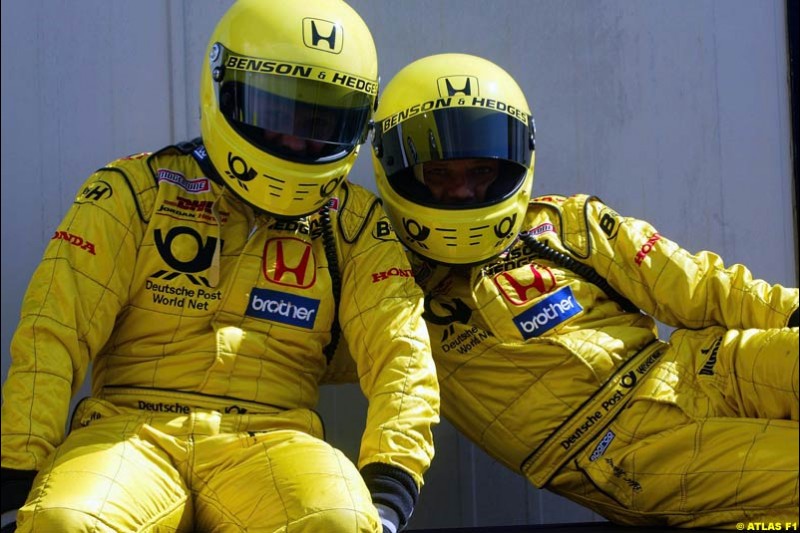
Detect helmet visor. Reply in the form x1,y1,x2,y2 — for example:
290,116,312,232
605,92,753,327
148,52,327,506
212,44,374,164
375,106,533,208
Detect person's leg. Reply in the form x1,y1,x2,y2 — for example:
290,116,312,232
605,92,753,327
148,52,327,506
550,331,799,529
15,400,192,532
193,426,381,533
576,399,798,528
707,327,799,420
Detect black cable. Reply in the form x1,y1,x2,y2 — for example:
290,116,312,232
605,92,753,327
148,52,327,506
320,203,342,364
518,231,640,314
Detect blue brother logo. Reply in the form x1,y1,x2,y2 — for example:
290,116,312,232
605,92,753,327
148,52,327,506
246,288,319,329
513,286,582,338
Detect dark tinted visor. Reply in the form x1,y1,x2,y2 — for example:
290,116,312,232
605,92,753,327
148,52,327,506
213,45,374,164
374,106,532,177
374,106,533,208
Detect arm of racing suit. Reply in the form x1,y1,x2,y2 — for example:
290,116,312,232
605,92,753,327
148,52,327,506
334,182,440,530
558,195,798,329
1,157,153,473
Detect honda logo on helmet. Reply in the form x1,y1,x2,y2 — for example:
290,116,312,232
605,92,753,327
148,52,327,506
437,76,479,97
303,18,343,54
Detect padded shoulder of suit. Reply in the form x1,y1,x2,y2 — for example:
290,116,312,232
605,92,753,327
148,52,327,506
529,193,597,259
335,181,385,244
94,151,159,224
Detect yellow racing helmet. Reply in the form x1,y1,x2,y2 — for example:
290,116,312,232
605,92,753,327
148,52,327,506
372,54,535,265
200,0,378,218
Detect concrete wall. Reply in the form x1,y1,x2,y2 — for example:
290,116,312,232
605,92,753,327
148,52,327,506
1,1,795,529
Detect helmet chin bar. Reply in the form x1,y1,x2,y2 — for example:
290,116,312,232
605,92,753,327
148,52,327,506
378,166,532,268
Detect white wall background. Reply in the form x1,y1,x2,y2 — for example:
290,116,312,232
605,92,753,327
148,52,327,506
1,1,796,529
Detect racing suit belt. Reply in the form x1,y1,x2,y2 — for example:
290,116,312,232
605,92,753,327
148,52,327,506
521,340,668,488
100,386,286,416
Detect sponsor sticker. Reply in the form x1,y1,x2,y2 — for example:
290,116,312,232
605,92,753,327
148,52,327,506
527,222,555,237
52,231,96,255
634,233,661,266
494,263,556,305
372,219,396,241
437,76,479,97
78,180,113,202
224,52,377,95
246,288,319,329
302,18,343,54
381,96,529,133
158,168,210,194
598,208,621,239
372,267,413,283
262,238,317,289
513,286,582,338
589,430,616,461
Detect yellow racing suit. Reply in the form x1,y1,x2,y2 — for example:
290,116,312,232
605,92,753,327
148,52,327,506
415,193,798,529
0,140,439,532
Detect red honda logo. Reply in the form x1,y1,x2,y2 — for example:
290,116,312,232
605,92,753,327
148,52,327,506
493,263,556,305
262,238,316,288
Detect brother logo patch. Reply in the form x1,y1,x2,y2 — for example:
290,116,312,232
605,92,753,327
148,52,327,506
513,286,582,338
246,288,319,329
